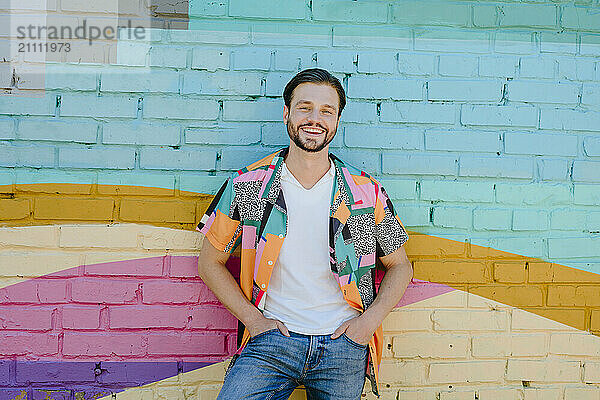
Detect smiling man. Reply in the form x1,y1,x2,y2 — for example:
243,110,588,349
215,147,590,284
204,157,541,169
197,68,413,399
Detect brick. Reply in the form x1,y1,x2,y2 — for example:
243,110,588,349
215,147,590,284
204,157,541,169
473,4,497,27
509,81,580,105
0,117,14,139
398,53,436,76
62,306,100,329
229,0,305,19
312,0,388,23
381,102,456,124
496,183,570,206
0,333,58,356
63,332,144,356
71,278,138,304
585,362,600,383
60,94,138,118
188,0,227,17
415,30,490,54
142,281,202,304
550,208,600,231
182,71,262,96
429,361,505,384
253,23,330,47
34,198,114,221
461,104,538,128
37,280,68,303
0,199,29,220
478,389,525,400
396,204,431,227
264,72,292,97
185,122,261,146
506,359,581,382
191,48,229,71
549,237,597,258
460,156,533,179
232,48,272,71
59,147,135,169
223,100,283,122
333,25,410,49
144,96,219,120
273,49,314,72
548,286,600,307
384,153,457,176
340,101,378,123
505,132,578,157
574,160,600,182
523,388,561,400
0,94,56,116
581,34,600,55
513,209,549,231
101,68,179,93
529,261,600,283
16,362,95,384
139,147,215,171
428,80,502,102
583,84,600,107
315,50,356,74
147,332,225,355
120,199,196,223
439,55,478,78
594,310,600,332
564,388,600,400
357,51,397,74
562,6,600,32
559,58,596,81
104,121,180,146
348,76,422,100
0,226,57,248
489,237,545,258
433,309,508,331
475,4,557,28
575,184,600,205
378,179,417,200
98,171,175,195
520,57,556,79
391,2,470,27
170,21,250,45
541,32,578,54
0,144,55,168
383,309,432,332
426,129,499,153
18,119,97,144
378,360,427,385
432,207,472,229
494,262,527,283
345,126,421,150
495,333,546,357
148,46,188,68
494,32,537,55
415,261,487,283
392,333,468,358
470,285,544,307
479,55,519,78
0,307,53,331
109,306,188,329
541,108,600,132
421,180,494,203
539,158,570,181
189,305,237,330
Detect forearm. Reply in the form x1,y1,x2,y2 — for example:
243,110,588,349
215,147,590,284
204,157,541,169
362,259,413,324
198,246,263,328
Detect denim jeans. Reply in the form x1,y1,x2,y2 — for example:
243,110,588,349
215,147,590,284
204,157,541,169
217,329,368,400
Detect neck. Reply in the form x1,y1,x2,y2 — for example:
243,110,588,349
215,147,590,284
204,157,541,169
284,142,331,190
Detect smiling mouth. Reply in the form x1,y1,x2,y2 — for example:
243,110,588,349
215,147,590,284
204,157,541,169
300,126,326,135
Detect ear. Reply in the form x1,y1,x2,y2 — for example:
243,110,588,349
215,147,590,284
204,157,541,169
283,105,289,124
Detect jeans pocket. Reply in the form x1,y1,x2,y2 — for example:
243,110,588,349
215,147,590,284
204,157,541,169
249,328,278,343
341,332,368,349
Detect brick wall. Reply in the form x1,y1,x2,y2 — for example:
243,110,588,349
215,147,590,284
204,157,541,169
1,0,600,399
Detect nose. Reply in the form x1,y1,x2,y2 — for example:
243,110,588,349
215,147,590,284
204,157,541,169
306,108,322,124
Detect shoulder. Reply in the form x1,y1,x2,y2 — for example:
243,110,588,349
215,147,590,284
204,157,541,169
331,153,378,187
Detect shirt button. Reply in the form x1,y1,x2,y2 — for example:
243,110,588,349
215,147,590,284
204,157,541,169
261,284,266,289
267,260,273,266
279,234,284,238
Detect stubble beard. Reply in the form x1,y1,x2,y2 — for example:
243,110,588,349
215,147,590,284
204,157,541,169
286,121,337,153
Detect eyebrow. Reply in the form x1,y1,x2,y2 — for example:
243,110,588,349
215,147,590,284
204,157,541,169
295,100,337,110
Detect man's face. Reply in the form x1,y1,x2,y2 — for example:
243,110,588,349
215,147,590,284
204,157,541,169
283,82,340,153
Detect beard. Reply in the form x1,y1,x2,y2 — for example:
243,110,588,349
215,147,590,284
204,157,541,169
286,120,337,153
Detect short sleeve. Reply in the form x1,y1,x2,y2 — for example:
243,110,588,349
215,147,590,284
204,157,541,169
373,182,409,257
197,176,242,253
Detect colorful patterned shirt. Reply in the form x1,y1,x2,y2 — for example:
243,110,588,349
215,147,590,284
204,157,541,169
197,147,409,395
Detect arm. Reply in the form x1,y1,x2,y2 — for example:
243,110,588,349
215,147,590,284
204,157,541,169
198,237,290,337
331,245,413,344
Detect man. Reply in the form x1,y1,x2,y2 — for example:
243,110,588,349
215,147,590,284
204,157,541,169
197,68,413,399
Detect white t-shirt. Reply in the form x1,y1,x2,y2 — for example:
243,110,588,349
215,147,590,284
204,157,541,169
263,160,360,335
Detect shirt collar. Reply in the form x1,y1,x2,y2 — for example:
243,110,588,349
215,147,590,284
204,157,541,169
281,158,335,186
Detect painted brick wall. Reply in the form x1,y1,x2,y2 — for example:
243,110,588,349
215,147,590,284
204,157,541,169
1,0,600,399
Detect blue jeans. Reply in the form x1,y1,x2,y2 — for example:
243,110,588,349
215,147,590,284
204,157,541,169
217,329,368,400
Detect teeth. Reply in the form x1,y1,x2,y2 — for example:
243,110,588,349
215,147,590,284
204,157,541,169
302,127,324,134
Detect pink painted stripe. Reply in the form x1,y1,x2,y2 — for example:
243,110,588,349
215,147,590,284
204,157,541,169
396,279,455,308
